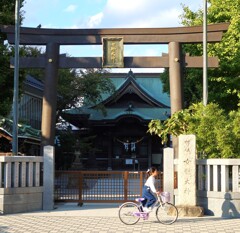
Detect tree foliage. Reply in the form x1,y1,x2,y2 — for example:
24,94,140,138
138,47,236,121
148,103,240,158
0,0,25,116
160,0,240,111
0,0,25,27
56,68,116,122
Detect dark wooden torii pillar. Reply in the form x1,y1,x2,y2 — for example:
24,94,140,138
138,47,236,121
42,43,59,146
169,42,183,114
168,42,183,155
0,23,229,155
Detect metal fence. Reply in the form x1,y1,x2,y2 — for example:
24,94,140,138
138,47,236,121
54,171,163,203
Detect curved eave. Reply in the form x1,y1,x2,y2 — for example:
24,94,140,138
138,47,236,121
0,128,40,142
0,128,12,141
62,107,170,128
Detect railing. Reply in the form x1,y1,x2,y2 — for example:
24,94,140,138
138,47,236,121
197,159,240,192
164,146,240,217
55,171,164,203
0,153,12,156
0,156,43,188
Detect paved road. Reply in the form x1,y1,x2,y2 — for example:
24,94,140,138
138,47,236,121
0,203,239,233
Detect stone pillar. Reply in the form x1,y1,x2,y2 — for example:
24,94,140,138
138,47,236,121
41,43,59,148
43,145,55,210
163,147,174,203
168,42,183,159
177,135,204,216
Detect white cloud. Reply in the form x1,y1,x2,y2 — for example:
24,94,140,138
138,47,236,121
87,12,104,28
64,4,77,12
105,0,155,14
84,0,202,28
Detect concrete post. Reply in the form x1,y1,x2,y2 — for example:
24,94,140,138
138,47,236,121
43,145,55,210
163,147,174,203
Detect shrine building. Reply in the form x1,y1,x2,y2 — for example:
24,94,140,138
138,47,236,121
61,70,170,171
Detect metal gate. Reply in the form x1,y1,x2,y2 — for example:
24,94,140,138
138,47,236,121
54,171,163,203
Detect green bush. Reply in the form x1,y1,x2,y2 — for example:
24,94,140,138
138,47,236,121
148,102,240,158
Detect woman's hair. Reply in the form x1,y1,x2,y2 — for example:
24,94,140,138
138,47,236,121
146,167,157,176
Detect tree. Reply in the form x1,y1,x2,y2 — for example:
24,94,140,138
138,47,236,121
0,0,26,116
160,0,240,111
160,68,203,107
148,103,240,158
56,68,115,123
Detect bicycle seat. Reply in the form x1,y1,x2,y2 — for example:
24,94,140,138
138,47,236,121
135,198,145,202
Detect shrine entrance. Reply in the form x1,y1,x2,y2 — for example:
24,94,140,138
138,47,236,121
0,23,230,208
0,23,229,158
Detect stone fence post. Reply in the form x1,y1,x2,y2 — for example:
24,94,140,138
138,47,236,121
163,147,174,203
43,145,55,210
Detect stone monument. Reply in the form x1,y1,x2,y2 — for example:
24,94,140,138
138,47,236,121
177,135,204,216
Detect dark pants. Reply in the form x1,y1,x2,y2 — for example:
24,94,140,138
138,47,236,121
141,185,156,208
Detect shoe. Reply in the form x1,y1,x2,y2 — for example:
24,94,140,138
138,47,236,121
143,207,151,213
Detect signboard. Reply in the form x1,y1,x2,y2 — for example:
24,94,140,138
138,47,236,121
125,159,133,165
102,37,124,68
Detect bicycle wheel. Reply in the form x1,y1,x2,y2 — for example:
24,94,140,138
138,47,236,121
156,202,178,225
118,202,140,225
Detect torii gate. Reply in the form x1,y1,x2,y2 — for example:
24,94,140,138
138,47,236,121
0,23,229,155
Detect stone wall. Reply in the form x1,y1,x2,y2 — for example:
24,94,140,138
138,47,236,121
197,191,240,217
0,187,43,214
0,156,44,214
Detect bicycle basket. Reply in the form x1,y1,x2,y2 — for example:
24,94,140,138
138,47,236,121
160,192,170,203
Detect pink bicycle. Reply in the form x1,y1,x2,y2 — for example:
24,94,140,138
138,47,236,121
118,192,178,225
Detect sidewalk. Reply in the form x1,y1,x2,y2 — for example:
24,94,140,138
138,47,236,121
0,203,239,233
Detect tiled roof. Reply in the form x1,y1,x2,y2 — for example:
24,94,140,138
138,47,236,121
62,71,171,124
25,74,44,91
0,117,41,141
99,71,170,107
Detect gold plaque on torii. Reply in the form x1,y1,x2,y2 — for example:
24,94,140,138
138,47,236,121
102,37,124,68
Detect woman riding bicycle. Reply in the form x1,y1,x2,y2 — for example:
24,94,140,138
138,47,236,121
142,167,160,212
119,166,178,225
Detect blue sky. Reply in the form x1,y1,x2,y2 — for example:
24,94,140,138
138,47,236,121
22,0,203,72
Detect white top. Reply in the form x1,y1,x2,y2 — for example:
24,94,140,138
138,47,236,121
144,176,157,193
